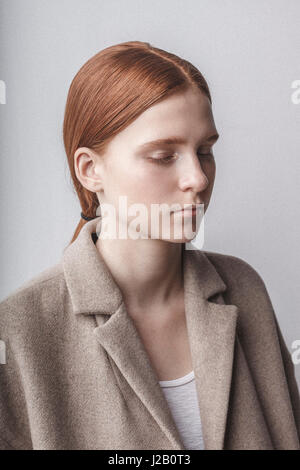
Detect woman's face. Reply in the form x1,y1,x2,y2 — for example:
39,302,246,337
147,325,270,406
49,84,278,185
91,86,218,242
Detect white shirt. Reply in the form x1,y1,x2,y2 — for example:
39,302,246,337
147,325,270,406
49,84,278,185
159,370,205,450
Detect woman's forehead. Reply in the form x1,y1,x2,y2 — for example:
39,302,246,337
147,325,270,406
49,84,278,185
105,92,216,154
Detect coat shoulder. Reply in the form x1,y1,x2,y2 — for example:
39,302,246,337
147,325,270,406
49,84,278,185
202,250,275,323
0,262,66,334
203,250,268,288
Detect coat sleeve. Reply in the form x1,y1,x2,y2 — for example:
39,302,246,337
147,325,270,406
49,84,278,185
243,259,300,445
0,298,33,450
272,313,300,440
242,260,300,444
206,251,300,447
0,437,17,450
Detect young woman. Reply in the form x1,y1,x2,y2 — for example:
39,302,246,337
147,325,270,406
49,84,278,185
0,41,299,450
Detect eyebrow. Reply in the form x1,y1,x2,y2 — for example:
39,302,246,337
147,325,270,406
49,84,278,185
135,132,220,153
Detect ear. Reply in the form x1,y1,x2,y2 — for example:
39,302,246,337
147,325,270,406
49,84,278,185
74,147,103,193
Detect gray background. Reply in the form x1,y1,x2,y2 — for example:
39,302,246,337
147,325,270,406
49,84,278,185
0,0,299,389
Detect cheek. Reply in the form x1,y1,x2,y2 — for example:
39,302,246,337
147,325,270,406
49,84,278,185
118,165,175,204
139,167,176,204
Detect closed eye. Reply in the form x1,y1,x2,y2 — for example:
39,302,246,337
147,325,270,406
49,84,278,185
198,149,213,157
149,148,214,165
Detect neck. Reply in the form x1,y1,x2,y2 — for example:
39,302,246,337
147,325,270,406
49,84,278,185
95,236,184,315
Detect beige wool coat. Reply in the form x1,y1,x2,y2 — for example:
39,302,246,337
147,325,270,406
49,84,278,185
0,216,299,450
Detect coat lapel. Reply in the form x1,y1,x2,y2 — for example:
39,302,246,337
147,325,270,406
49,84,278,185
181,248,239,449
184,291,238,449
63,217,239,450
93,304,186,449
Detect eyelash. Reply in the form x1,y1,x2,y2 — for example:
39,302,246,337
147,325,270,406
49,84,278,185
150,150,213,165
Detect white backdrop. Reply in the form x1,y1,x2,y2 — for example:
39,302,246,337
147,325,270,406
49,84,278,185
0,0,299,388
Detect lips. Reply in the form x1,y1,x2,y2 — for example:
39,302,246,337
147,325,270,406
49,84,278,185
170,203,205,214
182,207,197,212
178,203,203,212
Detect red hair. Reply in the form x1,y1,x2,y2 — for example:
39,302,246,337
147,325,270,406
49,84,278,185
63,41,212,245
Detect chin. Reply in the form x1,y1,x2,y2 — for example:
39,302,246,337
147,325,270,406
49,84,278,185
161,230,199,244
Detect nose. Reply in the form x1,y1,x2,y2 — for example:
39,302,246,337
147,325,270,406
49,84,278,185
177,153,210,193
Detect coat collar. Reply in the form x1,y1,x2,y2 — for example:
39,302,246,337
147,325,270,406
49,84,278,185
62,216,239,450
